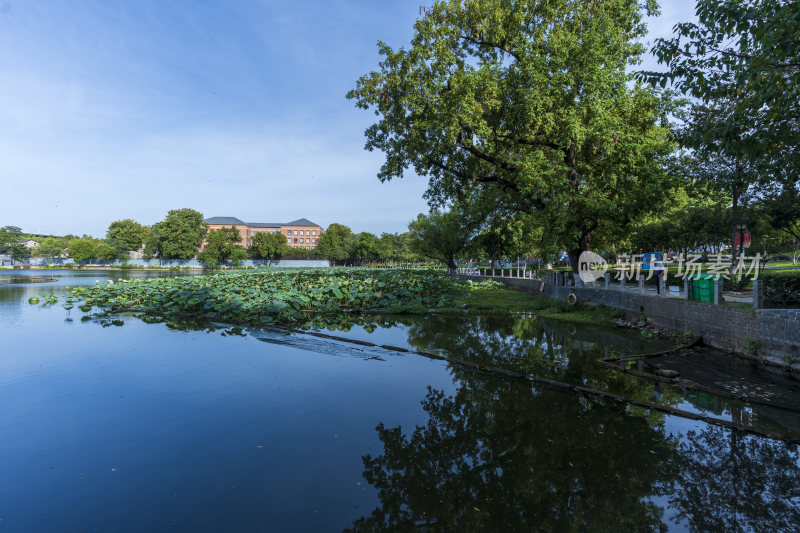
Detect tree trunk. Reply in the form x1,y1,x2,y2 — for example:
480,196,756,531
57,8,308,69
731,189,740,267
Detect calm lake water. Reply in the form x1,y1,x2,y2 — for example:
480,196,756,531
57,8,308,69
1,270,799,532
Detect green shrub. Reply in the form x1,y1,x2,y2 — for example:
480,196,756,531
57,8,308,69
762,270,800,308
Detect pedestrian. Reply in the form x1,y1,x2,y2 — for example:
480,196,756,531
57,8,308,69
654,257,665,295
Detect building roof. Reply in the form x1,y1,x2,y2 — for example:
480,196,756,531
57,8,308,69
285,218,319,227
205,216,245,225
205,217,321,228
247,222,282,228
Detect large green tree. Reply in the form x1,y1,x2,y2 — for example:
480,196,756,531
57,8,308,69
106,219,149,252
316,223,355,264
31,237,68,258
198,226,248,267
348,0,677,275
145,209,208,260
0,226,30,261
408,209,476,269
755,184,800,261
67,238,97,263
642,0,800,177
94,241,119,261
351,232,380,264
249,231,289,264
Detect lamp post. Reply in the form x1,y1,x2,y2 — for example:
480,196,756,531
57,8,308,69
733,221,748,261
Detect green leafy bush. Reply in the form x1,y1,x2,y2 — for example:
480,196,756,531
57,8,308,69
762,270,800,308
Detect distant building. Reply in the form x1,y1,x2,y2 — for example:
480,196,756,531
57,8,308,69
203,217,323,251
21,239,38,249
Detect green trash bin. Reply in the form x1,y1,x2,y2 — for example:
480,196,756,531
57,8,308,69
689,274,715,302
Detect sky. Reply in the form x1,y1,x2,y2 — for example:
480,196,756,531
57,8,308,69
0,0,691,237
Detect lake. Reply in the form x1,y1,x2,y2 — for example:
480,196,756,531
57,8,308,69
1,269,799,532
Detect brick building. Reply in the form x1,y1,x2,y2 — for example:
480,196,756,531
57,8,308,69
203,217,323,250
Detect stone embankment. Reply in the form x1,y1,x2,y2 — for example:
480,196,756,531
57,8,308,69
453,272,800,371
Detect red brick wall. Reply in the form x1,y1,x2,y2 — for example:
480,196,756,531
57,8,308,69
281,225,323,250
200,223,324,252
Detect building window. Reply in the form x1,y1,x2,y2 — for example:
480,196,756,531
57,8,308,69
294,238,298,243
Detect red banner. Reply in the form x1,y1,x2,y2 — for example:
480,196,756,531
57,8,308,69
734,232,752,249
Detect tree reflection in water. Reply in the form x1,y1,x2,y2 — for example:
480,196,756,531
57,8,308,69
347,373,677,532
661,424,800,532
348,315,800,532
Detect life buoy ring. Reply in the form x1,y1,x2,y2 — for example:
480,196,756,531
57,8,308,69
567,293,578,305
539,282,545,292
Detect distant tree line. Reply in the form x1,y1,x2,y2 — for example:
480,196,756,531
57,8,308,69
3,208,439,268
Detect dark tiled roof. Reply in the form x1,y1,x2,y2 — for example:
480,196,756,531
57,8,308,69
285,218,319,227
247,222,282,228
205,217,320,228
205,216,245,225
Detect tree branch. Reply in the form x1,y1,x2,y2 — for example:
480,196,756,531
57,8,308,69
427,158,545,211
460,35,521,61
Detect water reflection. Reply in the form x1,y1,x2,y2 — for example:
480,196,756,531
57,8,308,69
401,314,800,439
347,373,677,532
347,370,800,532
4,271,800,531
661,425,800,532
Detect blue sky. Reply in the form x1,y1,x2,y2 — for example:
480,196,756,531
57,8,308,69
0,0,689,237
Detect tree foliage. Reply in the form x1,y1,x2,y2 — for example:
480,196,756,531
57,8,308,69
348,0,677,272
0,226,30,260
352,232,380,263
249,231,289,263
67,238,97,263
145,209,208,260
198,226,248,267
756,184,800,243
106,219,149,252
643,0,800,175
31,237,69,258
408,209,476,269
317,223,355,263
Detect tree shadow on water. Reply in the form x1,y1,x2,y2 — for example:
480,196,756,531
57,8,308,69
346,372,677,533
346,370,800,533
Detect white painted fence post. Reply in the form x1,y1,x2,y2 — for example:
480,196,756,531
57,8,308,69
639,274,645,295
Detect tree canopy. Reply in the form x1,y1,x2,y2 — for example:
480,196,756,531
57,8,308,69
408,209,475,269
67,238,97,263
31,237,69,258
317,223,355,263
642,0,800,177
0,226,30,260
249,231,289,263
352,232,380,263
106,219,149,252
145,209,208,260
349,0,677,272
198,226,248,267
